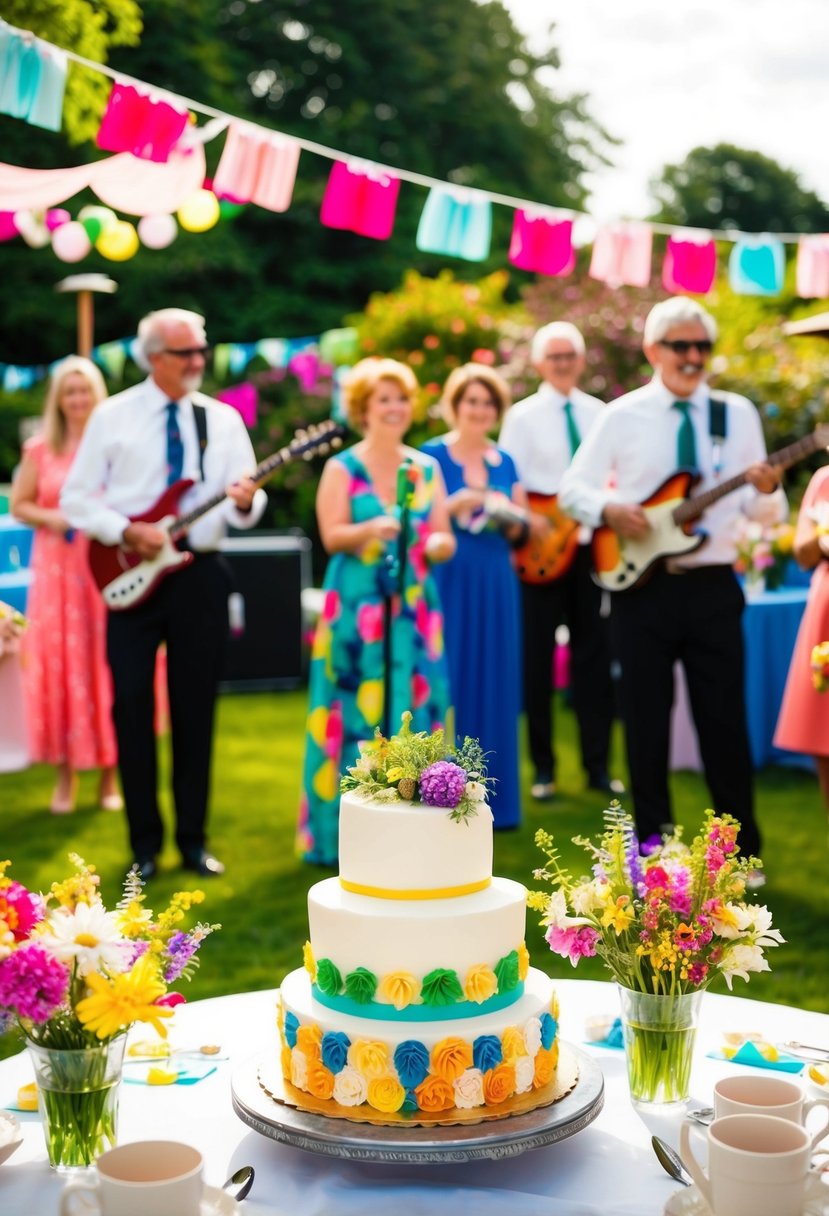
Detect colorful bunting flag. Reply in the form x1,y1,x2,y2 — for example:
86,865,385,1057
213,124,300,213
97,83,189,164
509,209,575,276
728,236,785,296
796,235,829,299
589,223,653,288
416,187,492,261
320,160,400,240
0,24,66,132
663,233,717,294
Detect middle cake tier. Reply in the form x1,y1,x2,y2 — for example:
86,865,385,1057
308,876,529,1014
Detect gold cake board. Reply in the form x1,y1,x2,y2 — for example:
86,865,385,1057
231,1042,604,1163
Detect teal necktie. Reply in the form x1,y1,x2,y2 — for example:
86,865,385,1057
165,401,184,486
563,400,581,458
673,400,697,469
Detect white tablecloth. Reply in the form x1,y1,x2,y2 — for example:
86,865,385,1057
1,980,827,1215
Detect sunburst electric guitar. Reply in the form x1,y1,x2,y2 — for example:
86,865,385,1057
591,425,829,593
512,491,581,584
89,421,345,611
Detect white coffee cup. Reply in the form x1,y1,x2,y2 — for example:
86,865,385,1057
60,1140,203,1216
713,1074,829,1148
680,1113,825,1216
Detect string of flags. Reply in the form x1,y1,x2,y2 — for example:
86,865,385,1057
2,19,829,299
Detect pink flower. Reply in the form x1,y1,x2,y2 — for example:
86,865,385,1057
411,672,430,709
544,924,599,966
357,603,384,644
0,882,44,941
0,943,69,1023
156,992,186,1008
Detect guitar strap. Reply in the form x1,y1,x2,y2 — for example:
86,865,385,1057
708,393,727,476
192,401,208,481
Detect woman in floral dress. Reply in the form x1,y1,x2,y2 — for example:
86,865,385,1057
11,356,119,813
298,358,455,864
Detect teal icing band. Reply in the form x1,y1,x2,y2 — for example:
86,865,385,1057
311,981,525,1022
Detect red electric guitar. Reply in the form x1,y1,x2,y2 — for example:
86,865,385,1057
89,421,345,611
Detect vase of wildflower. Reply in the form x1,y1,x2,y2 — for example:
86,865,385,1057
26,1034,126,1169
615,985,703,1105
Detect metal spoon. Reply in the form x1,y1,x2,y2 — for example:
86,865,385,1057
223,1165,255,1202
652,1135,693,1187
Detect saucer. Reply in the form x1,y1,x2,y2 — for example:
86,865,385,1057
0,1111,22,1165
664,1180,829,1216
202,1185,240,1215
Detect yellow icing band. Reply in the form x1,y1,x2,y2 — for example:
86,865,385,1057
339,877,491,900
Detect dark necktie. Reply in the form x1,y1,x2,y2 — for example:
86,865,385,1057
562,400,581,458
166,401,184,486
673,400,697,469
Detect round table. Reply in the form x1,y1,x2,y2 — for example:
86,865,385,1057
1,980,827,1215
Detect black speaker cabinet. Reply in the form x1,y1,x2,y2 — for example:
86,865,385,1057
219,532,311,691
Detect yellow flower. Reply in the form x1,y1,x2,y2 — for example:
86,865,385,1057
116,901,153,939
367,1075,406,1113
348,1040,389,1078
517,942,530,981
463,964,498,1004
378,971,419,1010
385,767,404,782
501,1026,528,1063
76,954,173,1040
601,896,635,934
303,941,317,982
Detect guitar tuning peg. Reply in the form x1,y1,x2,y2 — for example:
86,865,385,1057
332,437,343,449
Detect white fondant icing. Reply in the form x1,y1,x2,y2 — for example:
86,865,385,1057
338,792,493,894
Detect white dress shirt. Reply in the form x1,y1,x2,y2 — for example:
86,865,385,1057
61,377,267,550
559,375,787,568
499,383,604,496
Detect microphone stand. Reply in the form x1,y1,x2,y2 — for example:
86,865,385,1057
381,458,417,737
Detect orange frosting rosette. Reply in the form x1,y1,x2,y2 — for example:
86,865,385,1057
431,1037,473,1083
483,1062,516,1105
367,1075,406,1113
533,1044,557,1088
348,1039,389,1079
305,1058,335,1100
415,1074,456,1112
281,1044,292,1080
296,1023,323,1060
501,1026,528,1063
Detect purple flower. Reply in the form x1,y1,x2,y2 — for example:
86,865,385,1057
418,761,467,808
163,931,199,984
0,943,69,1023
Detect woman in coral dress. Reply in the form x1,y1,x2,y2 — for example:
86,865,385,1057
11,356,119,813
298,358,456,865
774,466,829,810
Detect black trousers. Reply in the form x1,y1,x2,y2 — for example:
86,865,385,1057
609,564,760,856
107,553,230,861
521,545,615,782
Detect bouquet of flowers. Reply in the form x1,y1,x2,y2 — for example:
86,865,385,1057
733,520,794,590
811,642,829,692
340,711,490,823
0,602,25,660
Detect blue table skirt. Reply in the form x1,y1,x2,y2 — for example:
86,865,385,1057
743,586,813,770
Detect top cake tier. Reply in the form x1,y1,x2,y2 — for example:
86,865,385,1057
338,791,494,898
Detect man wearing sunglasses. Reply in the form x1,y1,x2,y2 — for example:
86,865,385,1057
560,297,785,878
62,307,266,882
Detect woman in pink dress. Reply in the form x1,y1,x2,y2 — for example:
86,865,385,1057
774,466,829,811
11,356,120,813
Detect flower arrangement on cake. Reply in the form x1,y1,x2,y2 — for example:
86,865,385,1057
0,855,219,1165
529,805,784,1103
340,710,490,823
811,642,829,692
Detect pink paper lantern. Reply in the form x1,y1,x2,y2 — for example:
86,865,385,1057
137,213,178,250
52,221,92,263
320,161,400,241
0,211,19,242
509,210,575,276
45,208,71,231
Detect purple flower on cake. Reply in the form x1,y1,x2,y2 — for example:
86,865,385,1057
419,761,467,808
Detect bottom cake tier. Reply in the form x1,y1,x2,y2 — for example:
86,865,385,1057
277,966,560,1119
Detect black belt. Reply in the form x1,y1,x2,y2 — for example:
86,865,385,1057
663,561,731,576
177,541,218,556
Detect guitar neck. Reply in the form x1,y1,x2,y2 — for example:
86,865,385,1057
674,431,821,524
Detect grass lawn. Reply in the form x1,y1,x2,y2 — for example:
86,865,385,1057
2,689,827,1046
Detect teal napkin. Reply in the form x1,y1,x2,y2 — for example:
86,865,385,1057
122,1061,217,1086
706,1041,804,1073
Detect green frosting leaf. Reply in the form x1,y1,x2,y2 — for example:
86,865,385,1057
421,967,464,1006
316,958,343,997
494,950,520,993
344,966,378,1004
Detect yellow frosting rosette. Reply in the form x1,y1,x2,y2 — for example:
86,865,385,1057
281,1044,293,1081
378,971,419,1010
463,964,498,1004
414,1075,455,1112
533,1044,557,1088
367,1075,406,1113
296,1023,323,1060
483,1062,516,1105
431,1037,473,1083
501,1026,528,1063
303,941,317,982
348,1039,389,1078
517,941,530,981
305,1059,335,1100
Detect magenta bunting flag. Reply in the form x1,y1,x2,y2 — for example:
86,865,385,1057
320,161,400,240
216,382,258,428
662,234,717,294
213,124,299,213
96,83,189,164
589,223,652,287
796,235,829,299
509,209,574,276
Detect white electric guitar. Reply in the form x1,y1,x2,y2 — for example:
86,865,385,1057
591,425,829,592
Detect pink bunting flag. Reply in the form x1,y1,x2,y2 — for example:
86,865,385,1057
96,83,189,164
509,209,575,276
216,382,258,428
796,235,829,299
662,233,717,294
213,124,300,213
589,223,653,287
320,161,400,241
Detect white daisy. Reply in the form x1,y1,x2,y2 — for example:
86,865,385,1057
40,902,128,976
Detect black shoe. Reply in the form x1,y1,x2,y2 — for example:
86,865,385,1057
588,773,626,796
132,856,157,882
182,849,225,877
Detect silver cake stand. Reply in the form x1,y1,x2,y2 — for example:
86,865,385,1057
231,1042,604,1163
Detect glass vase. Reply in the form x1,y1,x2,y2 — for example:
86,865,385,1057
616,985,703,1106
26,1035,126,1169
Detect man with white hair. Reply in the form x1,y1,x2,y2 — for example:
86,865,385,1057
560,296,785,870
500,321,620,803
62,307,266,880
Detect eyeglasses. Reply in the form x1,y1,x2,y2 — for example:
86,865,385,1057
658,339,713,356
161,346,211,359
543,352,579,364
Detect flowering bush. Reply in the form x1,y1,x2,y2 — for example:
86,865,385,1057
340,711,490,822
733,520,794,589
0,855,219,1048
528,805,784,996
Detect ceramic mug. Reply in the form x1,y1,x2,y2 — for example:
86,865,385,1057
680,1113,825,1216
713,1074,829,1148
60,1140,203,1216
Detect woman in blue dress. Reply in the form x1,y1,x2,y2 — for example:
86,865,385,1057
422,364,527,829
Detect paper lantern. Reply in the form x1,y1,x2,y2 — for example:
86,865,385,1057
78,205,117,243
52,221,92,263
45,208,71,232
0,211,19,242
137,213,178,250
728,237,784,296
177,189,220,232
96,220,139,261
14,211,50,248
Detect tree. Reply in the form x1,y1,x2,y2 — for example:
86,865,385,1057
649,144,829,234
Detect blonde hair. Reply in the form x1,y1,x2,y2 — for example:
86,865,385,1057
42,356,108,452
440,363,511,426
342,357,418,433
